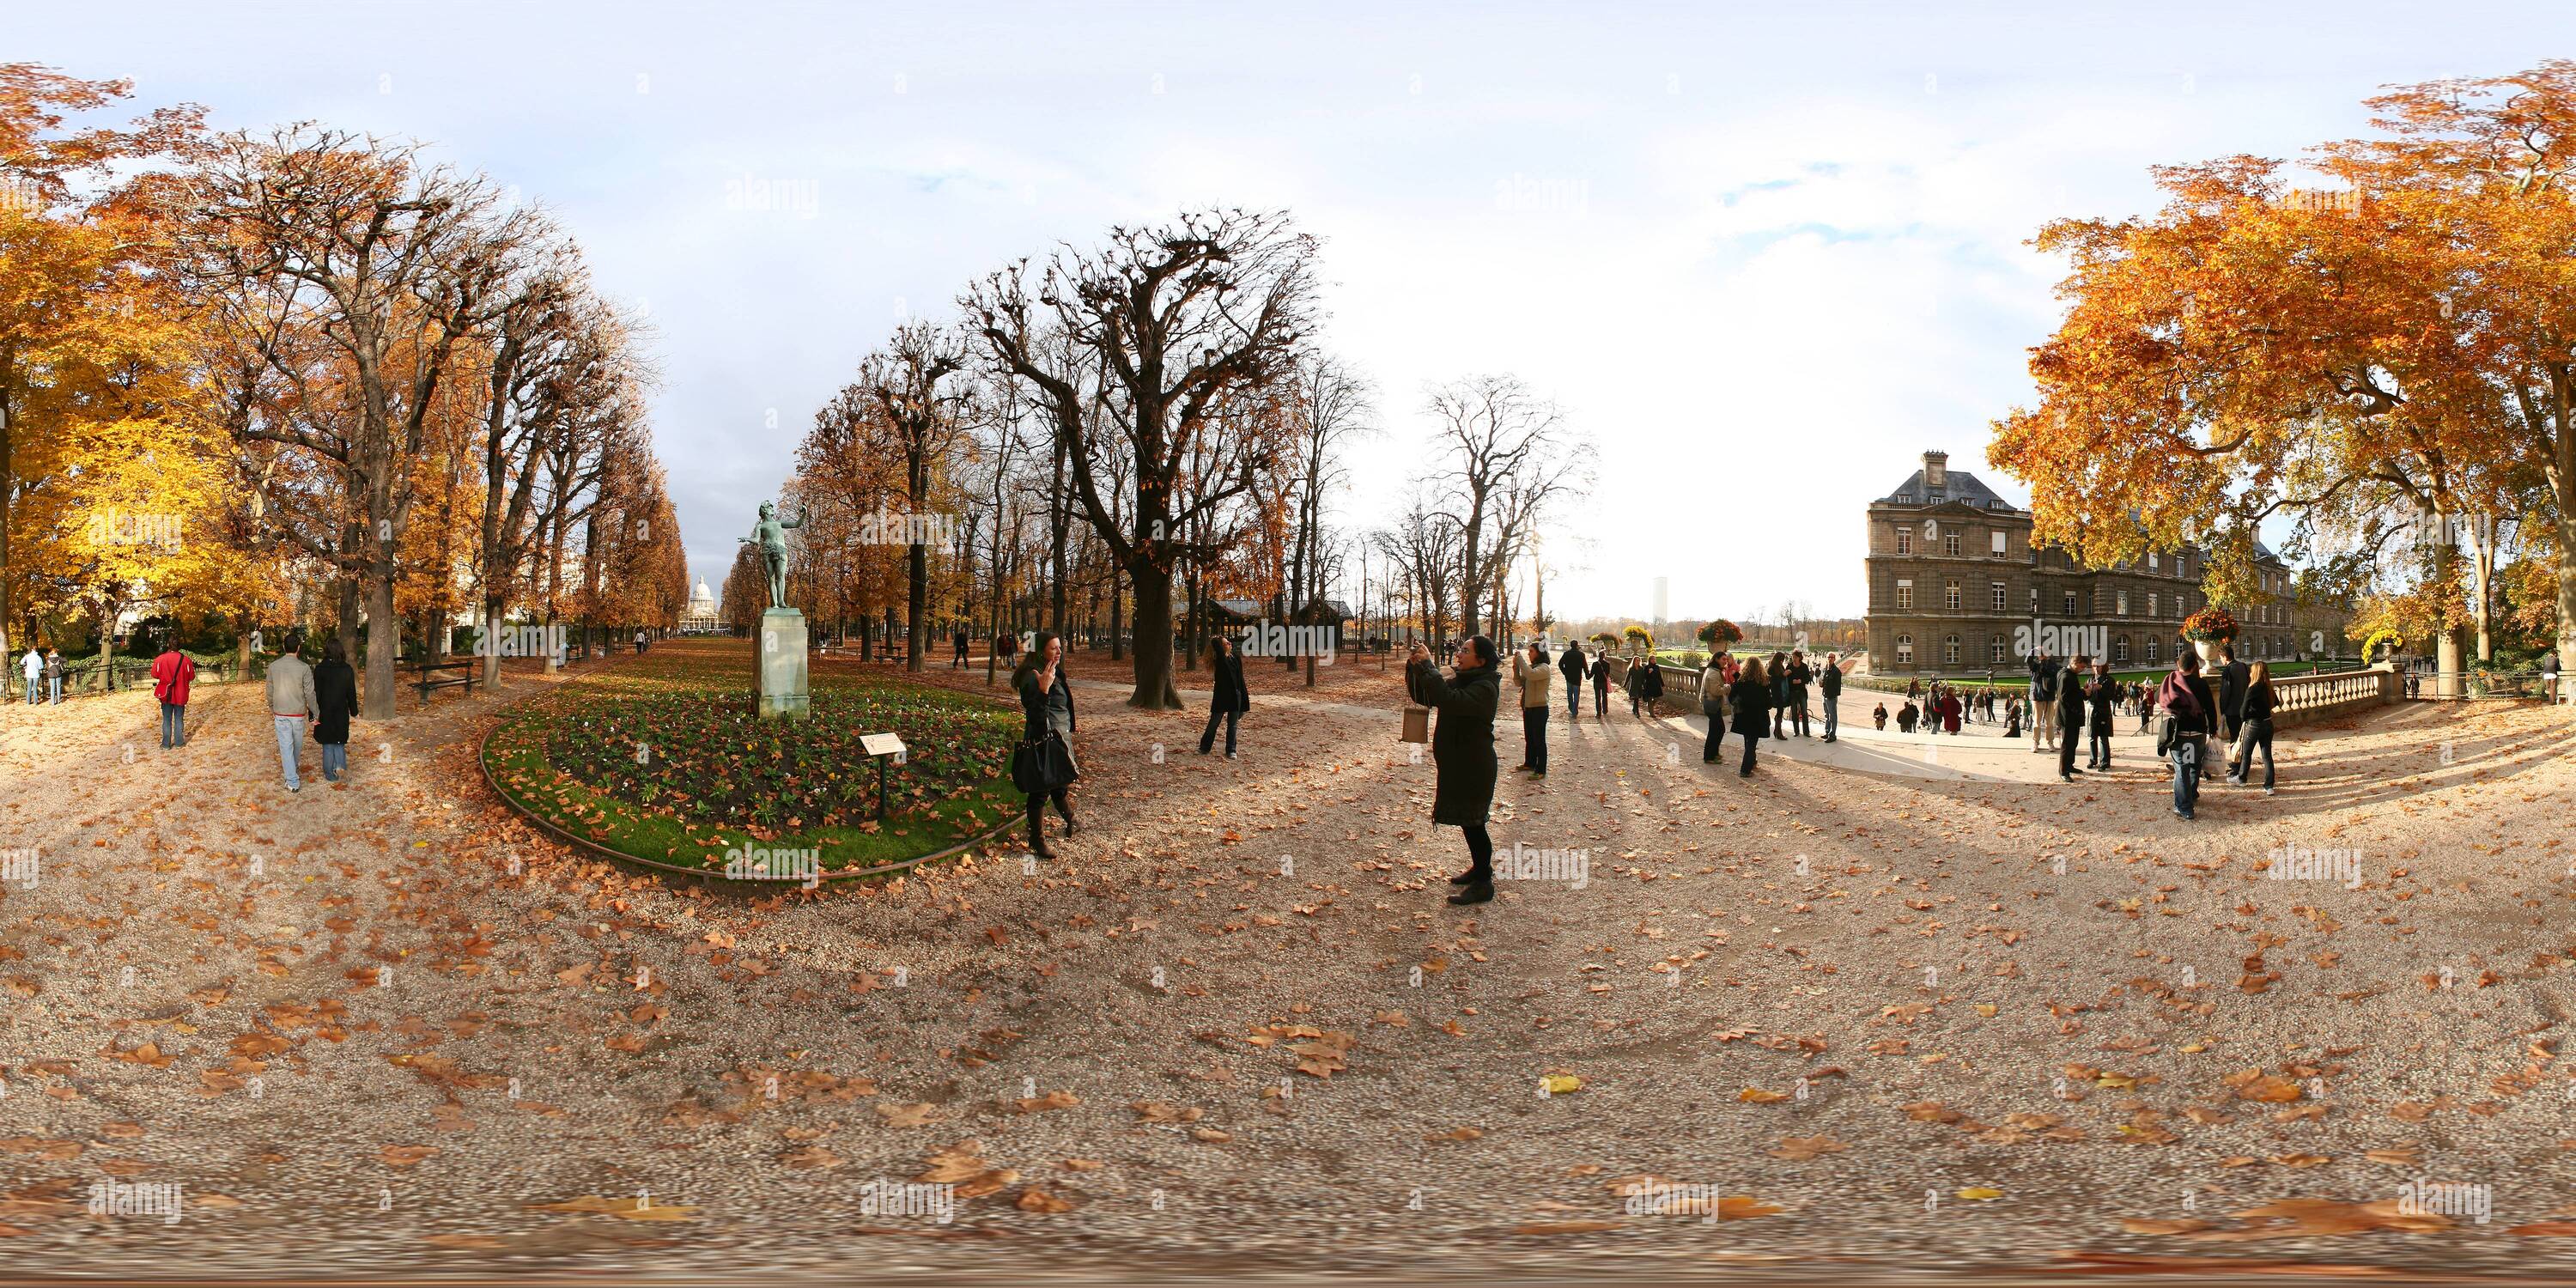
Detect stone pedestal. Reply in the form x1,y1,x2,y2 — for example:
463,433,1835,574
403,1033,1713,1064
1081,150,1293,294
758,608,810,720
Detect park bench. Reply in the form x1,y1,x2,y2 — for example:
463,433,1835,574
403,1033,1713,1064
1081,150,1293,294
411,659,478,702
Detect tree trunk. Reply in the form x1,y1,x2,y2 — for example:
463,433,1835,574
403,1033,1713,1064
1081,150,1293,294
364,575,398,719
336,565,361,671
905,538,928,672
1109,564,1125,662
1127,561,1182,708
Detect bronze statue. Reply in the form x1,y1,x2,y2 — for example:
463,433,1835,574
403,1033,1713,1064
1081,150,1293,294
739,501,808,611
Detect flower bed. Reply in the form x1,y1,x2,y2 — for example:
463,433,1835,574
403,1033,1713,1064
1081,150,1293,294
482,642,1024,881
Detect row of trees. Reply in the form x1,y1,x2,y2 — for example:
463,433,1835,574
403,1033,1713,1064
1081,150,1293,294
742,208,1593,708
1,66,690,717
1990,62,2576,677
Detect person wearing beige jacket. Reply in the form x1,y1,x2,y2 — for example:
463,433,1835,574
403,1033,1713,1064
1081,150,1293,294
1510,641,1554,778
264,636,320,793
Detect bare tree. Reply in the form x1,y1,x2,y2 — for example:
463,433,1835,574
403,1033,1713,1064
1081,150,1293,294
1423,374,1590,638
963,208,1317,708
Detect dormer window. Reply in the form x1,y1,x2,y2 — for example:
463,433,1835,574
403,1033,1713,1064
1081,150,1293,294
1894,494,1914,505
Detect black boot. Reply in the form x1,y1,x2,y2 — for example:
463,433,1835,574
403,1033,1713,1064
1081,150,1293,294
1054,799,1078,836
1447,880,1493,905
1028,815,1054,859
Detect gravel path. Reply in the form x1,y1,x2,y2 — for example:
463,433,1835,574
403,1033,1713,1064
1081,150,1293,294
2,640,2574,1282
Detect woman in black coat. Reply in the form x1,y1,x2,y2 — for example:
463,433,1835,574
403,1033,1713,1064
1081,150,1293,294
1406,636,1501,906
1012,631,1078,858
313,639,360,783
1589,648,1610,717
1199,635,1250,758
1728,656,1771,777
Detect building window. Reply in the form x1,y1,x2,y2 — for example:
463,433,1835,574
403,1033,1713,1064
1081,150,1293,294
1944,581,1960,611
1896,634,1914,664
1991,531,2008,557
2029,586,2040,614
1944,635,1960,665
1895,580,1913,611
2148,552,2160,571
1990,582,2007,612
1945,532,1960,557
1990,636,2007,663
2062,589,2077,617
1895,494,1914,504
1894,527,1911,555
2146,638,2160,665
2114,635,2129,663
2148,592,2158,618
2117,591,2129,616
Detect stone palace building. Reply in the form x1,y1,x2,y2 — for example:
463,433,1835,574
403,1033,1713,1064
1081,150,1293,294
1863,451,2351,677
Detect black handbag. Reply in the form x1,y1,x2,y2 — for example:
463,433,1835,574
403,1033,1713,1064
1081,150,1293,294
1012,732,1076,794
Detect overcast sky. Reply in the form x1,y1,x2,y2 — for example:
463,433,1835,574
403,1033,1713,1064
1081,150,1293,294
21,2,2570,621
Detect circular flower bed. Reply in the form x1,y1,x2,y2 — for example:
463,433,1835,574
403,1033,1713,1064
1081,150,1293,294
482,642,1024,882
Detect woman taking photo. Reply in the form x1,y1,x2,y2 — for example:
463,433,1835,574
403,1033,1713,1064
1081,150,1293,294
1199,635,1249,759
1404,635,1502,906
1012,631,1079,858
1728,656,1771,777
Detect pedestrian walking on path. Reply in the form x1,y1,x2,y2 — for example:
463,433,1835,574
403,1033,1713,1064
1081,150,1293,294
1728,656,1771,776
265,635,319,793
1557,641,1584,720
1784,650,1814,738
1698,656,1730,762
150,638,196,749
44,647,63,704
2028,647,2061,756
2085,659,2116,770
1625,653,1662,717
2156,653,2213,821
2227,660,2278,794
19,647,39,707
1510,641,1552,778
1589,647,1610,718
1199,635,1249,759
1406,637,1501,907
313,639,359,782
2056,653,2089,782
1819,652,1843,741
1012,631,1079,858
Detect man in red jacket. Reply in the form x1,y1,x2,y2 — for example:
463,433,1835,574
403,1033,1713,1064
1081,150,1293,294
151,638,196,750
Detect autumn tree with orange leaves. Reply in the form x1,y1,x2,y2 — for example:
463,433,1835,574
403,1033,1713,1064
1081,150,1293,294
1990,62,2576,682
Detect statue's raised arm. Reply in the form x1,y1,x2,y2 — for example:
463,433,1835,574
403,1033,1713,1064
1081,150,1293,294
782,501,809,531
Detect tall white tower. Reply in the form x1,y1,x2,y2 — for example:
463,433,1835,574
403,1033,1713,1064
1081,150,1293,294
1651,577,1669,625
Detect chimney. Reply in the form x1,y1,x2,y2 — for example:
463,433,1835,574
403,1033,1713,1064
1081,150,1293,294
1923,451,1947,489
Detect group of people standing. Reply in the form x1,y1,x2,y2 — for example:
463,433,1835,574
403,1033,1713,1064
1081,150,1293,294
18,647,64,706
1694,649,1844,775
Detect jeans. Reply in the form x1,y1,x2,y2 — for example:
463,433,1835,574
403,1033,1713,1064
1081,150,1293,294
1703,704,1726,760
48,677,60,703
2230,720,2274,788
320,742,349,780
1199,706,1240,756
2170,739,2202,816
21,677,34,705
1739,732,1760,775
1564,680,1580,718
1522,706,1548,774
161,702,187,748
1821,696,1838,738
1789,688,1810,737
2088,726,2111,769
1592,682,1606,716
274,715,306,789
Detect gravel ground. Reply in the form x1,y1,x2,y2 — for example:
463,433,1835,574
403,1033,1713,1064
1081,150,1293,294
2,639,2574,1284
